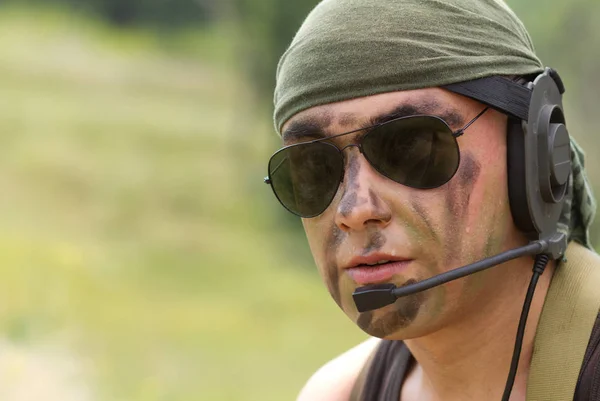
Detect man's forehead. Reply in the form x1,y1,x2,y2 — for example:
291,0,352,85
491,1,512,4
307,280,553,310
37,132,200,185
281,90,467,143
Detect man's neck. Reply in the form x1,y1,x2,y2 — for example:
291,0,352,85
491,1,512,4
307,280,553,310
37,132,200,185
402,258,556,401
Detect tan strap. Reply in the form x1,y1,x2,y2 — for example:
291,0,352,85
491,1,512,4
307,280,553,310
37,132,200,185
527,242,600,400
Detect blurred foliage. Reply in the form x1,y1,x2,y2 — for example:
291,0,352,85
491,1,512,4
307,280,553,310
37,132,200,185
3,0,221,27
230,0,320,102
509,0,600,110
0,5,364,400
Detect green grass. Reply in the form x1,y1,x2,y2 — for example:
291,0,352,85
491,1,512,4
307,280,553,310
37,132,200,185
0,7,367,401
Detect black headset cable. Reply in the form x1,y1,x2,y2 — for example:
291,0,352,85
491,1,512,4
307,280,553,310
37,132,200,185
501,254,550,401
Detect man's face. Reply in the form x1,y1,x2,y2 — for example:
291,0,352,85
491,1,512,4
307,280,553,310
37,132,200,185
280,88,529,340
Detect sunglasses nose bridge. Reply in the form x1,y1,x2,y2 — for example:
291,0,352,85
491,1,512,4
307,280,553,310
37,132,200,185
338,143,365,173
339,143,361,153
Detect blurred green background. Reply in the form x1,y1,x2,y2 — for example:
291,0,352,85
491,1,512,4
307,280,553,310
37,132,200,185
0,0,598,400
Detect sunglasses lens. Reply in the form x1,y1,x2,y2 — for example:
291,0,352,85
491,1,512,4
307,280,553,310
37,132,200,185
268,142,344,217
362,116,459,188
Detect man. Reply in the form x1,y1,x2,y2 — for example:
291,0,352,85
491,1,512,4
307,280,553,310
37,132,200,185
264,0,600,400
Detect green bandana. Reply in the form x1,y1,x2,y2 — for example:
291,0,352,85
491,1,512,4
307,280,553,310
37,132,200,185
562,142,596,249
273,0,596,248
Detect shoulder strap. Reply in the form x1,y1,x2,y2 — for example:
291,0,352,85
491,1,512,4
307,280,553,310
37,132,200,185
574,313,600,400
349,340,412,401
349,343,379,401
527,242,600,400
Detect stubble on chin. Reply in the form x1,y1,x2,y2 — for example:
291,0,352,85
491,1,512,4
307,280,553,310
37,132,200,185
355,279,426,338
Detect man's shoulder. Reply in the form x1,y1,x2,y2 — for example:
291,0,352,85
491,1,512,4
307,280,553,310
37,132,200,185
297,337,381,401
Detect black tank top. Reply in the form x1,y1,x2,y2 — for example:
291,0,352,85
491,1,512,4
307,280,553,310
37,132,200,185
350,313,600,401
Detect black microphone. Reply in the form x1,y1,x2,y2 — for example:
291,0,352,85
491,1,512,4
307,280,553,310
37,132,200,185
352,241,546,312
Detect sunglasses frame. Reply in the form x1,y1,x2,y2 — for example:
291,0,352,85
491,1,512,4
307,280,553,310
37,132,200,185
264,107,489,217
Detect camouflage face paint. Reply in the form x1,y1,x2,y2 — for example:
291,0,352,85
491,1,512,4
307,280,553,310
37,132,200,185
368,189,381,210
338,153,366,217
366,188,392,223
338,112,358,128
325,265,342,307
410,199,438,244
328,225,346,249
323,224,344,307
483,229,503,258
323,217,350,307
282,111,333,143
362,231,386,255
322,147,482,336
406,191,451,317
443,153,481,261
356,279,425,337
324,153,367,306
338,193,358,218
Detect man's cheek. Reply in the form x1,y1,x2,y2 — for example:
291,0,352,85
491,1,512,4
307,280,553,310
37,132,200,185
303,222,328,262
336,271,361,313
441,153,482,264
319,263,342,308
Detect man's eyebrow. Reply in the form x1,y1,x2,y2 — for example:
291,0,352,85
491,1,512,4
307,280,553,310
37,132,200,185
282,101,466,142
282,115,331,143
368,102,464,128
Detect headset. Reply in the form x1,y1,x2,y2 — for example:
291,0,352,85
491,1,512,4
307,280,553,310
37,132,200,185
353,67,572,401
445,67,571,249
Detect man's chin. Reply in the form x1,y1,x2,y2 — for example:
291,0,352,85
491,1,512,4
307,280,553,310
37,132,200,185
352,291,426,338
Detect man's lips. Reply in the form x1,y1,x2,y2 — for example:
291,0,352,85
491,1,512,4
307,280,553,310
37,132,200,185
346,260,412,285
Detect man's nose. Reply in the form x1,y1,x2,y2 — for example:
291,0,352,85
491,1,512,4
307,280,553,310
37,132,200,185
334,151,392,232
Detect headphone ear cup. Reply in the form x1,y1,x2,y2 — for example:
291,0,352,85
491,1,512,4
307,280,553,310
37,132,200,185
506,117,537,238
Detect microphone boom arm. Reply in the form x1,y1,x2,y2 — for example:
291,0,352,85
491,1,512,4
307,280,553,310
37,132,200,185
352,240,547,312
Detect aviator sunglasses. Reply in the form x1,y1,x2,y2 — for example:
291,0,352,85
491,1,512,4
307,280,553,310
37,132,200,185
264,107,489,218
